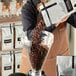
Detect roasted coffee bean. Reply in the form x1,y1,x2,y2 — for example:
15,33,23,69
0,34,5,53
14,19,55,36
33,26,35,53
29,20,48,71
30,44,48,71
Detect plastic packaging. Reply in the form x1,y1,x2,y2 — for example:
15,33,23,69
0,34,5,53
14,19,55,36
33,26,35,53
57,56,76,76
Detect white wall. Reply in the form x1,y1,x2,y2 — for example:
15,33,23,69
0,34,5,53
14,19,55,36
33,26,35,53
70,26,76,55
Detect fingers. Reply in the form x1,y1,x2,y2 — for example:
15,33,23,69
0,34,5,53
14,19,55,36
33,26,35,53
61,15,70,23
54,15,70,27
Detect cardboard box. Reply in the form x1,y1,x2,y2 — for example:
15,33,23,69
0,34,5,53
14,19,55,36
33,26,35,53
39,0,76,26
14,22,25,49
0,52,13,76
0,24,14,51
15,51,22,73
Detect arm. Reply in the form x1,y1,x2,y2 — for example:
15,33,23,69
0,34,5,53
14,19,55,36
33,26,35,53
21,0,38,39
22,0,55,40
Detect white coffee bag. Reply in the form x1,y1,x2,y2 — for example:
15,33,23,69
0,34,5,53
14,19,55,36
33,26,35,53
15,51,22,73
1,24,14,50
14,22,25,48
1,52,13,76
39,0,76,26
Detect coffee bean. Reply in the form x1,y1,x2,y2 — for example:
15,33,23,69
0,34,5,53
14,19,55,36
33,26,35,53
29,20,48,71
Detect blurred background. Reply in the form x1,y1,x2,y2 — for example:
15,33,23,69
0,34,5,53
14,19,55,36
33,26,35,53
0,0,76,76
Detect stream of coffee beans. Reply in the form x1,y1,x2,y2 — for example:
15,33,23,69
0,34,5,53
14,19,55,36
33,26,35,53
29,20,49,71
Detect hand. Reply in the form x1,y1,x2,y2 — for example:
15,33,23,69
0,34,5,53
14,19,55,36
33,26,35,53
21,34,32,50
21,1,38,40
40,31,54,50
55,15,70,27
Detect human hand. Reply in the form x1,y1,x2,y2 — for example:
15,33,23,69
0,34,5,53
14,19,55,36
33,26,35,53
21,35,32,51
55,15,70,27
40,31,54,50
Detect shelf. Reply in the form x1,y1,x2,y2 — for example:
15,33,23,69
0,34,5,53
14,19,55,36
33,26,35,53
0,15,22,24
0,42,23,52
0,48,23,53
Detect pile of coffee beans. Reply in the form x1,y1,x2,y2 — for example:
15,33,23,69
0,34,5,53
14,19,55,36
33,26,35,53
32,20,45,44
29,20,48,71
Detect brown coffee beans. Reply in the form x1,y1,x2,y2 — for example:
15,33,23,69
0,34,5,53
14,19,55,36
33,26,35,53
29,20,48,71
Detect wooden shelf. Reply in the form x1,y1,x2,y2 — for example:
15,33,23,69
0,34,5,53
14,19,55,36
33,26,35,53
0,42,23,52
0,15,22,24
